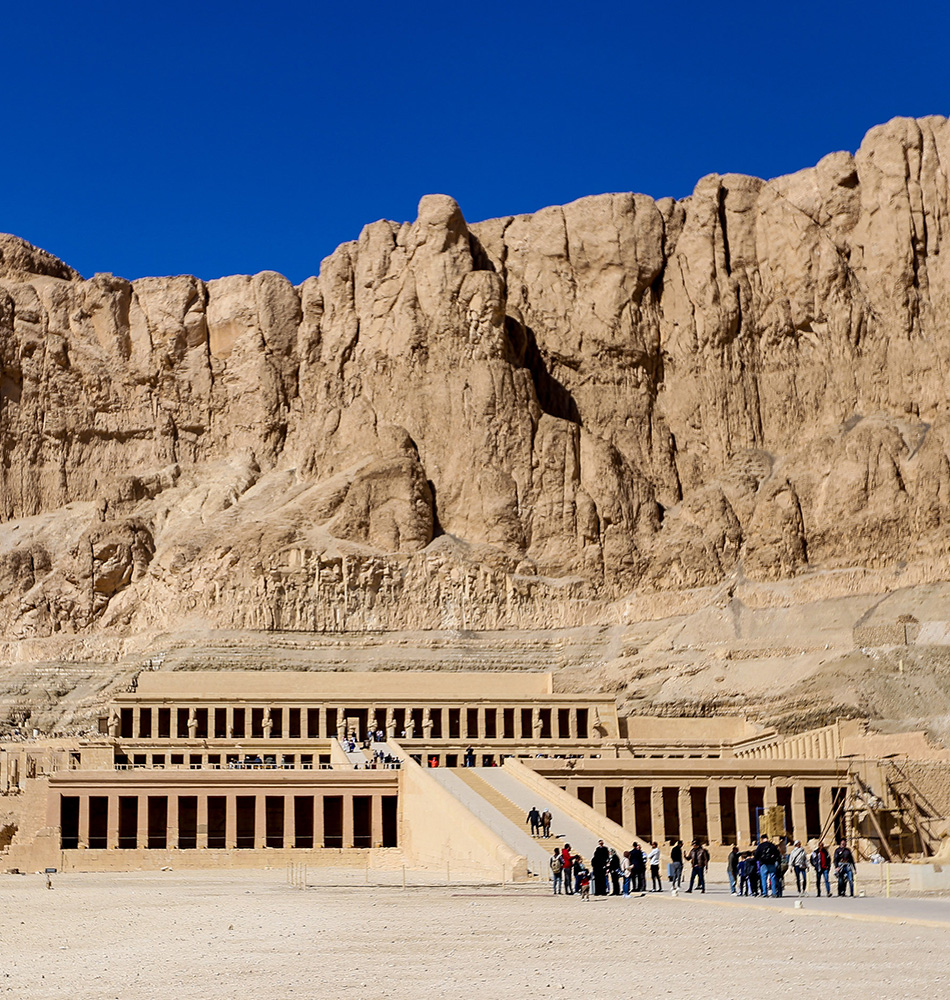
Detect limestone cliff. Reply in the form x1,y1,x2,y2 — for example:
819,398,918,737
2,115,950,645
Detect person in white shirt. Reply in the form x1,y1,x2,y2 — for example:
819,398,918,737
648,842,662,892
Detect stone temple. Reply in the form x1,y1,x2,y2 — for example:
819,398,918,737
3,666,948,881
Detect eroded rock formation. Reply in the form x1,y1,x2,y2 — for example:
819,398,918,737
2,115,950,641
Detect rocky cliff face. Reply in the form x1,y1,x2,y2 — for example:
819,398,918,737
2,115,950,641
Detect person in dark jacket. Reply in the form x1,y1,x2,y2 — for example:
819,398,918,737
526,807,541,836
726,845,740,894
629,843,646,892
608,848,622,895
592,840,611,895
685,840,709,893
754,836,781,897
811,841,831,896
833,839,856,896
669,840,683,889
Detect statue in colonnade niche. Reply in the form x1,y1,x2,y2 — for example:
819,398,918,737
263,708,273,738
422,709,434,740
187,709,198,739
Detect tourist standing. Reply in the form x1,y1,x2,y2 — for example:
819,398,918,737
834,839,856,897
811,841,831,896
669,839,683,889
726,845,740,895
621,852,633,897
592,840,610,895
608,848,622,895
630,842,646,892
788,839,808,894
561,844,574,895
648,841,662,892
550,848,564,894
685,840,709,893
754,835,781,897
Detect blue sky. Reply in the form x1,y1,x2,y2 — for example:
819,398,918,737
3,0,947,284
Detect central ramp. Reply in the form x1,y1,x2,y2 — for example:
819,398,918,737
427,765,626,877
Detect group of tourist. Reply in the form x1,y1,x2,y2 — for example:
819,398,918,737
549,834,859,899
526,806,553,838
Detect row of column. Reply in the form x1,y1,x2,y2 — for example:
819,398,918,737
602,783,836,845
120,705,597,741
60,791,394,850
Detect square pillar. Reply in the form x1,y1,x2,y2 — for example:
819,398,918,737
314,795,325,847
677,787,694,845
342,794,354,848
78,795,90,849
568,709,577,739
197,795,208,849
650,786,664,843
107,794,120,849
281,708,289,739
477,707,486,740
819,785,834,837
285,795,296,847
317,707,326,739
372,795,383,847
168,796,179,849
132,707,141,739
736,785,750,846
593,784,607,818
708,784,723,846
137,795,149,849
224,794,237,849
791,784,807,842
254,794,267,848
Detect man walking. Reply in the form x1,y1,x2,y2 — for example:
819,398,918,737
685,840,709,893
541,809,552,838
526,806,541,837
834,839,856,897
811,840,831,896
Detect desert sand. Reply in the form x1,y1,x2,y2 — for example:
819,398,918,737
3,869,949,1000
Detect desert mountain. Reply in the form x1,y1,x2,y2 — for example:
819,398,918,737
2,116,950,735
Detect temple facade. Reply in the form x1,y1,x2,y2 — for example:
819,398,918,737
1,669,944,877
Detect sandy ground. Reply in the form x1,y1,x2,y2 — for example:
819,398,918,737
3,870,950,1000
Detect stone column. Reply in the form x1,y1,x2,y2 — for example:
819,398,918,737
477,707,486,740
342,795,354,848
819,784,834,837
225,794,237,849
78,795,90,849
791,784,807,842
168,795,179,849
568,709,577,740
318,707,327,739
650,786,665,843
707,784,723,846
137,795,149,850
372,795,383,847
314,795,325,847
133,707,141,739
281,708,289,739
736,785,750,846
285,795,296,849
107,794,120,849
254,794,267,849
678,787,693,845
593,784,607,817
197,795,208,849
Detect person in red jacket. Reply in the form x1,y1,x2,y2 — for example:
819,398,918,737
561,843,574,895
811,841,831,896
